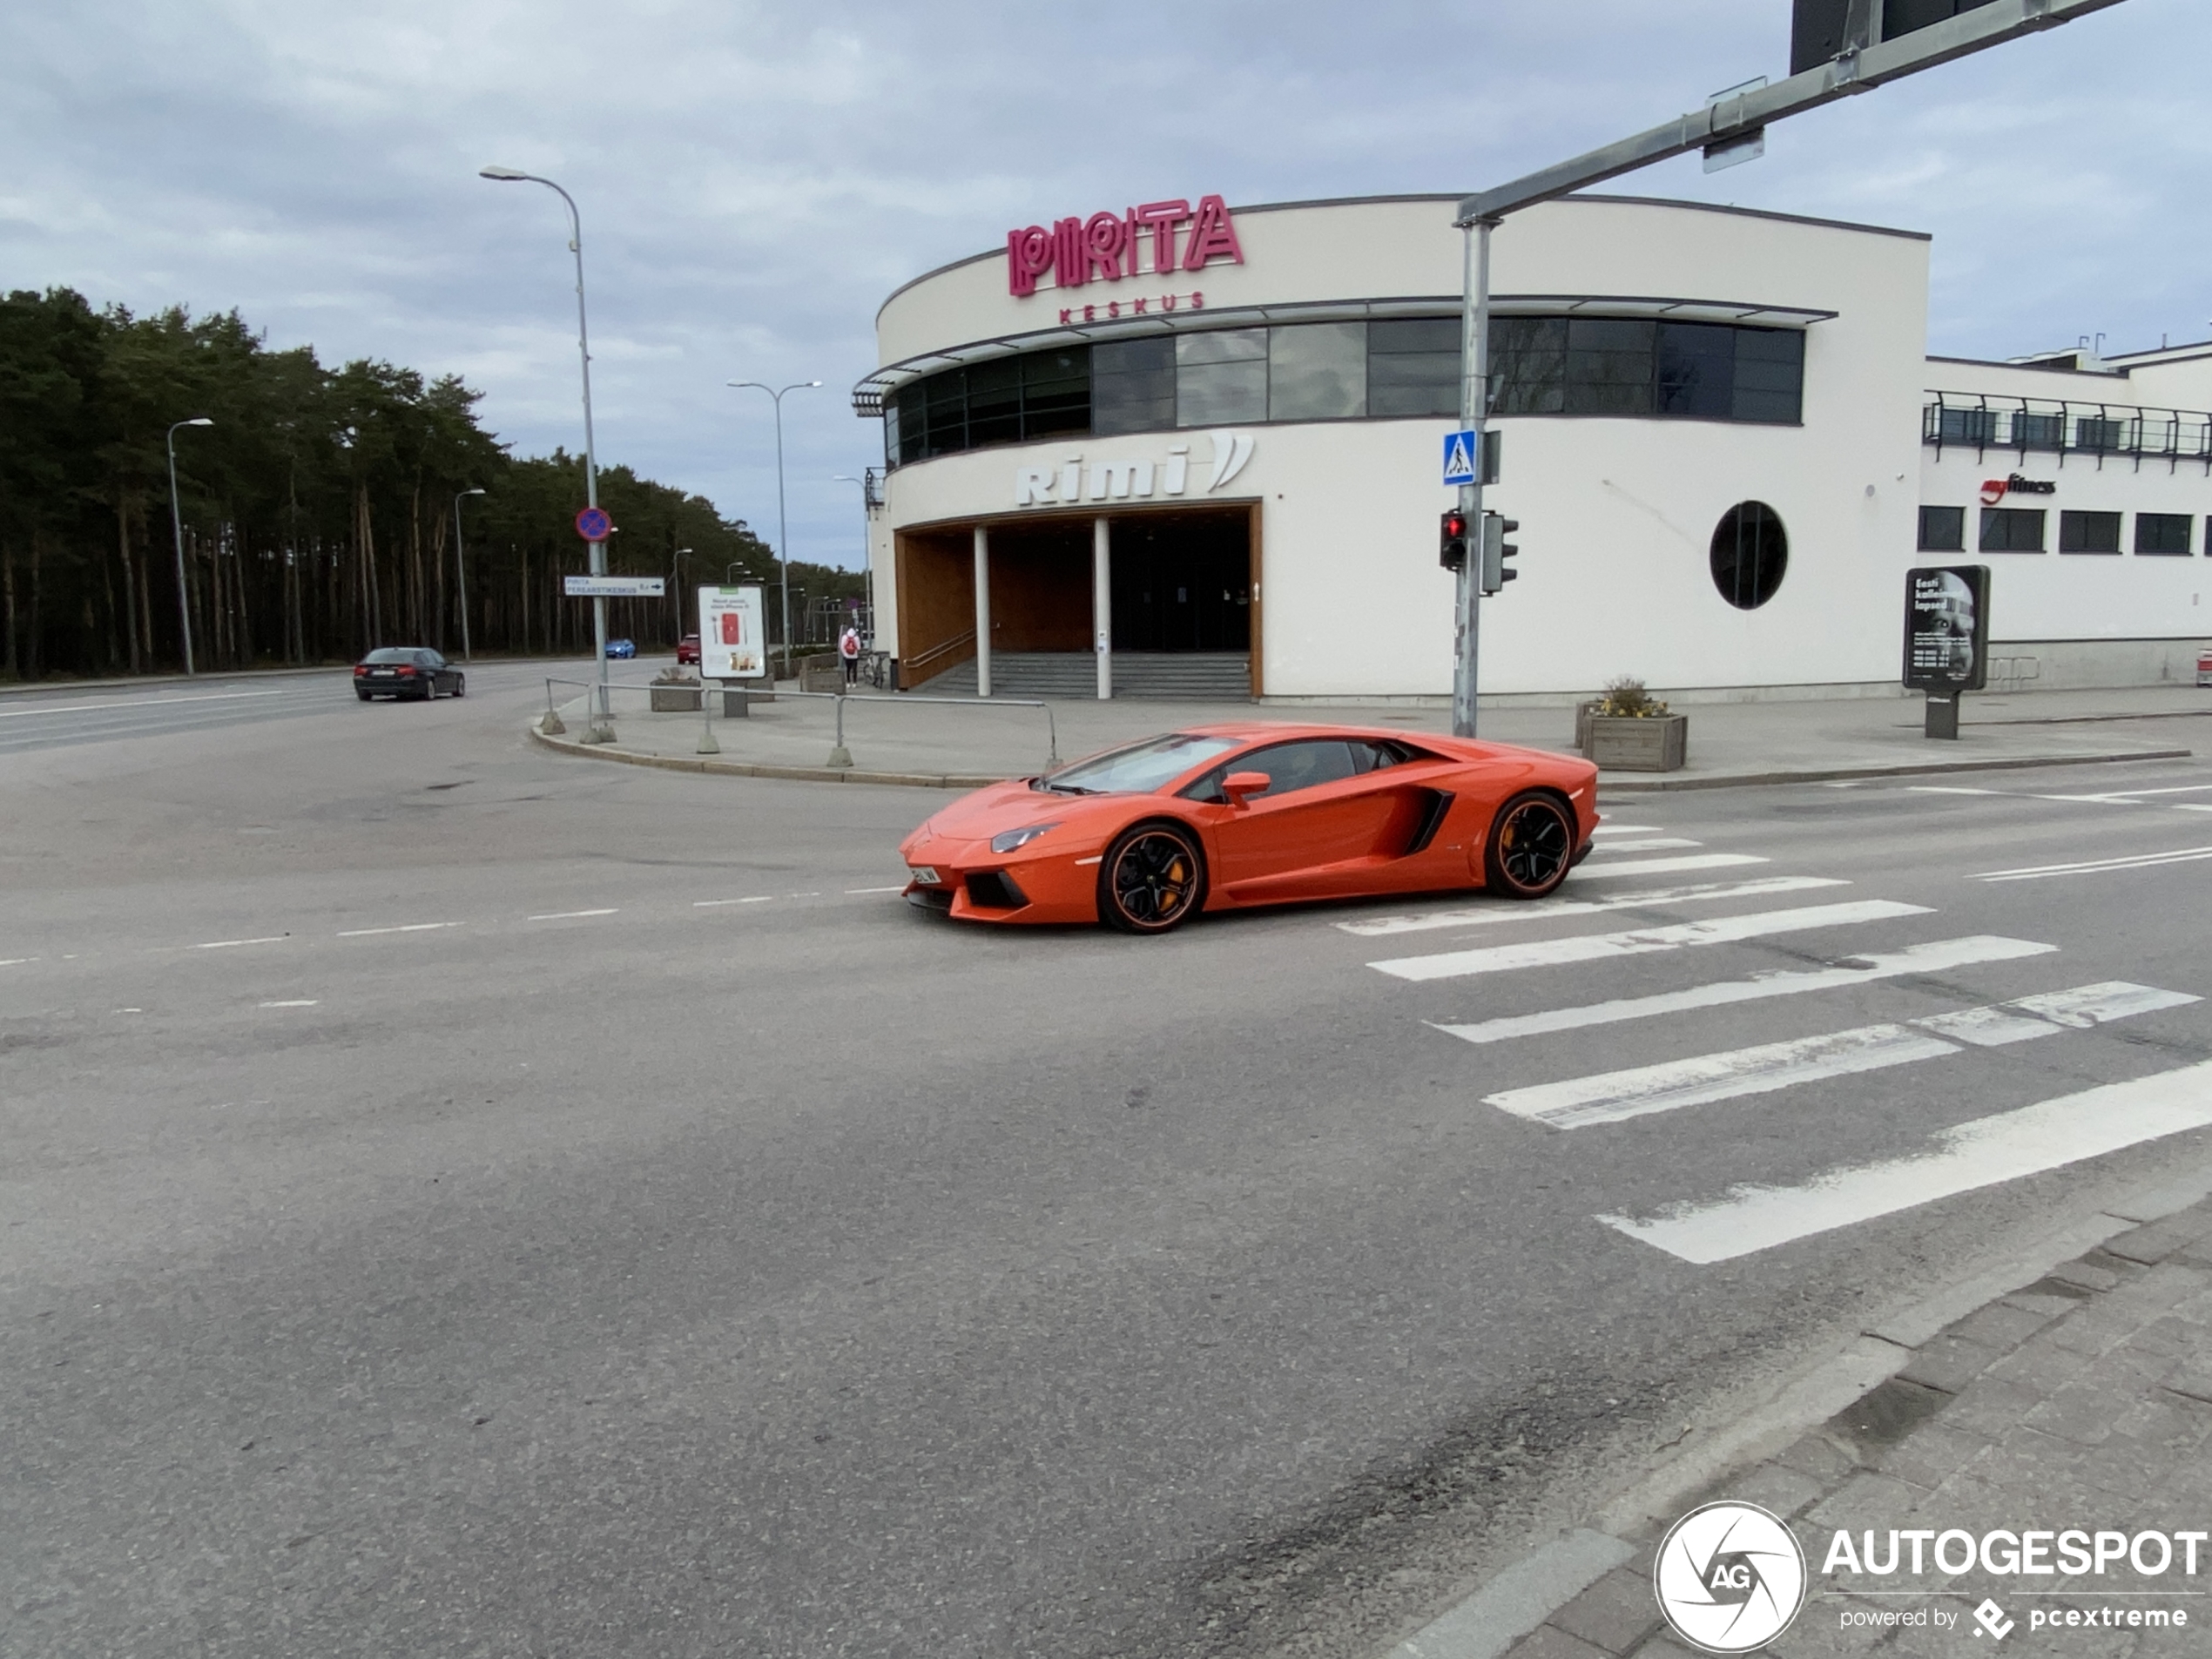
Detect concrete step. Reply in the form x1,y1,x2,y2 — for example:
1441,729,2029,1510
908,652,1251,700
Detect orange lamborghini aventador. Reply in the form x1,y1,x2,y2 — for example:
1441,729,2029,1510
899,722,1601,934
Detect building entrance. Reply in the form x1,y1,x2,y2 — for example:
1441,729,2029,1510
1110,509,1251,652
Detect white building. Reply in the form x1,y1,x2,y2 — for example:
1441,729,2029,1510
853,192,2211,701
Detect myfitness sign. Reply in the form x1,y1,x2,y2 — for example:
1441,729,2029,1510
1006,193,1244,300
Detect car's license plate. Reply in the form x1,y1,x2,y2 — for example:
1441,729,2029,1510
372,669,394,677
908,867,941,885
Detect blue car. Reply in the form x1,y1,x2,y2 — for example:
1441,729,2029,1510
605,638,637,659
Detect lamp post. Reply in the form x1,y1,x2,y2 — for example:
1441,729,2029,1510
831,473,875,643
452,488,485,662
670,545,691,646
165,417,214,677
482,165,612,737
728,379,819,678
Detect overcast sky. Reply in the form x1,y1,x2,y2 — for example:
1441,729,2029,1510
7,0,2202,569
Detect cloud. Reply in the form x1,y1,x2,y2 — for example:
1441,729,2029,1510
7,0,2201,566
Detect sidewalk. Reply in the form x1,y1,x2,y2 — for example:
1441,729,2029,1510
530,683,2203,792
1386,1188,2212,1658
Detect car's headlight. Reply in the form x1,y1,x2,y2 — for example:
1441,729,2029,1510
990,822,1059,854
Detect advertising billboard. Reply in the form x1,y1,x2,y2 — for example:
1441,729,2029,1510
1903,564,1990,691
698,586,766,680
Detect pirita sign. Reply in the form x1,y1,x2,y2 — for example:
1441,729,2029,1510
1008,195,1244,297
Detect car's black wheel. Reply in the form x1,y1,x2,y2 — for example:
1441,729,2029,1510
453,675,466,698
419,680,436,701
1484,791,1575,900
1098,820,1207,934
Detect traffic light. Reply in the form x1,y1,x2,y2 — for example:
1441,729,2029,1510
1439,509,1471,573
1480,513,1519,595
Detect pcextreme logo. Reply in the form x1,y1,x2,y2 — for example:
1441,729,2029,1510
1652,1501,1809,1653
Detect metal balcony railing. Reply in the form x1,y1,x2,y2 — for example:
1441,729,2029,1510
1923,392,2212,472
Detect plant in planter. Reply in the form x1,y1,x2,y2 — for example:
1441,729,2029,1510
1581,677,1689,772
649,667,704,712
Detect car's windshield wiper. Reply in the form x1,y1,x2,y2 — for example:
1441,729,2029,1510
1042,782,1100,795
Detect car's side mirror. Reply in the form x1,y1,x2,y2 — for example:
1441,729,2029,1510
1221,771,1272,808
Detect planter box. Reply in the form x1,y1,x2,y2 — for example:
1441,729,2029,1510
650,685,703,712
799,656,843,693
1584,712,1688,772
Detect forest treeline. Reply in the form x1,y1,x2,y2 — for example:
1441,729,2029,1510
0,286,863,680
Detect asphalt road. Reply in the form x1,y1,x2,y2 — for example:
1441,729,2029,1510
3,670,2209,1657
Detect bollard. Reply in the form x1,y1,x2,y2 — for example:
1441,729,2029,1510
826,686,854,770
697,678,719,755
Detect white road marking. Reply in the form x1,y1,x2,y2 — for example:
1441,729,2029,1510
259,1000,319,1008
1,958,35,968
1487,981,2197,1130
1431,935,2058,1045
2175,804,2212,813
2042,783,2212,803
845,886,907,894
693,896,775,907
1585,837,1703,853
787,891,823,898
1588,824,1664,835
1337,874,1850,939
1971,846,2212,882
0,688,287,720
1907,786,2002,796
1367,899,1929,983
337,922,459,937
1600,1057,2212,1264
1568,853,1768,880
528,908,617,921
190,936,289,950
115,1007,143,1013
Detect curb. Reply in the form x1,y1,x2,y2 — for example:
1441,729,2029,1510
1378,1169,2212,1659
527,723,1008,789
530,720,2188,795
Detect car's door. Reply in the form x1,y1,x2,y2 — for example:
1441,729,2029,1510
1184,739,1410,900
419,650,452,691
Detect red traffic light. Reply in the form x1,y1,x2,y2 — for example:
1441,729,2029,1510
1441,510,1468,540
1440,509,1471,572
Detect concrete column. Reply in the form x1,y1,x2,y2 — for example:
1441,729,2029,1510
972,523,992,699
1092,515,1112,699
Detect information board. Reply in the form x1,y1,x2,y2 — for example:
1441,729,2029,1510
1903,564,1990,691
563,575,664,598
698,585,766,680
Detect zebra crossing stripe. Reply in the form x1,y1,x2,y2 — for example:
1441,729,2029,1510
1485,982,2199,1129
1430,935,2057,1046
1336,875,1848,939
1584,837,1703,853
1568,853,1768,880
1600,1057,2212,1264
1366,899,1928,983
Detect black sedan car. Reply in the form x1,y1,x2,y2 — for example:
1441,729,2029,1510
354,647,466,701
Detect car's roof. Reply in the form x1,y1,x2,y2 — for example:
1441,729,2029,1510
1175,721,1441,745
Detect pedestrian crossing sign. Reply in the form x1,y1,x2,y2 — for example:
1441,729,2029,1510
1442,429,1479,486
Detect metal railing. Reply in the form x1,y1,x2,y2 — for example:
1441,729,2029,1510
540,675,1059,772
1924,391,2212,472
903,630,974,681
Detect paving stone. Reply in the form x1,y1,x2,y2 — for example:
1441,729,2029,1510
2002,1289,2088,1319
2103,1220,2202,1265
1804,1470,1923,1531
2161,1363,2212,1406
1827,1378,1952,1458
1941,1375,2045,1438
2047,1306,2146,1359
1724,1460,1832,1520
1775,1433,1861,1484
1986,1339,2095,1392
1898,1335,2002,1394
1995,1426,2171,1501
1766,1610,1891,1658
1624,1635,1703,1659
2108,1393,2212,1453
1945,1300,2060,1354
2048,1259,2123,1294
1507,1624,1611,1659
2023,1382,2131,1445
2121,1316,2209,1362
1875,1419,1993,1488
1549,1568,1663,1656
2100,1259,2212,1318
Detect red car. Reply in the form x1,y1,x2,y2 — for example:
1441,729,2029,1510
900,723,1599,934
677,634,701,665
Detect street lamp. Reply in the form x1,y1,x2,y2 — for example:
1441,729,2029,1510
670,545,692,644
832,473,874,643
482,165,612,736
728,379,819,676
165,417,214,676
453,488,485,661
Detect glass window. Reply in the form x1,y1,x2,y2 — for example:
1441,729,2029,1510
1021,349,1089,438
1564,318,1656,416
965,356,1022,449
1918,505,1966,551
1368,318,1461,418
1490,317,1567,415
1710,502,1788,610
1268,322,1367,421
1092,336,1176,436
2058,509,2122,554
1979,508,2046,552
1936,406,1999,445
924,369,968,457
1655,322,1735,419
2135,513,2194,556
2014,412,2064,450
1730,327,1804,424
1177,327,1267,426
2073,415,2127,453
1041,732,1240,796
1181,738,1360,803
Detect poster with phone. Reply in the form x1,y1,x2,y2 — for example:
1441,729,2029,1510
698,586,766,680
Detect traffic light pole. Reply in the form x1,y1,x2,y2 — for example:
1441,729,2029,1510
1451,217,1495,740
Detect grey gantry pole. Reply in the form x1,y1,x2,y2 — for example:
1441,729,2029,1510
453,488,484,662
730,380,819,680
1451,221,1494,740
165,417,213,677
482,166,611,737
832,473,873,641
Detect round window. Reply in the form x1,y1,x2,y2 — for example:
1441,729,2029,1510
1710,502,1788,610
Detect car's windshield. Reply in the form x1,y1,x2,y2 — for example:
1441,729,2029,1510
363,648,415,664
1037,733,1241,795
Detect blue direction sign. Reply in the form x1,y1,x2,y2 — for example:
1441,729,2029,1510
575,505,612,543
1442,430,1479,487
